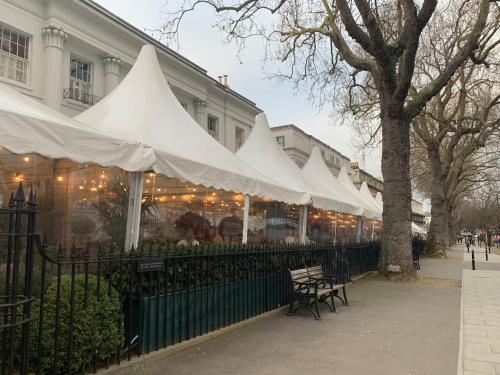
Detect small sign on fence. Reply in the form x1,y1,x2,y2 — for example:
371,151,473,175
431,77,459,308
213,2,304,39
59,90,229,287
137,260,164,272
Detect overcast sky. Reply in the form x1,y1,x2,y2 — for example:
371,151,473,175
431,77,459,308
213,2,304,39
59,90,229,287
95,0,382,177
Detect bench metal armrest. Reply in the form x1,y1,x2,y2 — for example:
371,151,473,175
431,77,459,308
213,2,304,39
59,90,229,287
292,281,318,295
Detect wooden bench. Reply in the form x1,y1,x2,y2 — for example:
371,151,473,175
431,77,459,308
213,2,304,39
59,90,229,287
287,265,348,320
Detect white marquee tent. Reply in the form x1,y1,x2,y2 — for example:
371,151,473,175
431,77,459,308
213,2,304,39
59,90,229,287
76,45,301,203
76,45,305,247
0,82,155,170
375,192,383,210
360,181,385,215
237,113,356,211
302,147,369,217
336,167,382,220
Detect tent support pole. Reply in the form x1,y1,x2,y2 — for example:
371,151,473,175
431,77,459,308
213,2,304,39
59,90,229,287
334,213,338,245
299,205,308,244
125,171,144,251
371,221,375,242
242,195,250,244
355,217,362,243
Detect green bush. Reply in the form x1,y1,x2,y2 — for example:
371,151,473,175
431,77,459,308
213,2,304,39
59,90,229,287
29,274,124,374
71,215,96,236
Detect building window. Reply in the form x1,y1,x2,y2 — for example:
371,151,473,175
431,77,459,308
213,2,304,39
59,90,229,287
235,127,244,150
207,114,219,139
321,150,325,158
70,56,92,95
0,25,29,84
276,136,285,148
64,56,99,105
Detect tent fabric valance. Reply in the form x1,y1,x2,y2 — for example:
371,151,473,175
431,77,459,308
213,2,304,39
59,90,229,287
75,45,304,203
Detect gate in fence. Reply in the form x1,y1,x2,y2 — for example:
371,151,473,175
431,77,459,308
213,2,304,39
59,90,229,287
0,183,382,375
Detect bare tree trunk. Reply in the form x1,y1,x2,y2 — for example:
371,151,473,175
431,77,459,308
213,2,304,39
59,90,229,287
447,203,455,244
379,114,414,276
427,147,449,256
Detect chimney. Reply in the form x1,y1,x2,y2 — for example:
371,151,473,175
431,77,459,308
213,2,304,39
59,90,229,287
223,74,228,87
217,75,223,84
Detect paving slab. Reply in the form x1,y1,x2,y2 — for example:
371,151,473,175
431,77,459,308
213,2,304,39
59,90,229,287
459,270,500,375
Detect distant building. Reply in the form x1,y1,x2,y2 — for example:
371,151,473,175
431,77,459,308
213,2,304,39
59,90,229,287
412,200,425,225
271,124,384,194
349,161,384,195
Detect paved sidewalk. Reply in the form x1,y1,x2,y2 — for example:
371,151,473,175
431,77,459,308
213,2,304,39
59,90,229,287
143,278,461,375
459,270,500,375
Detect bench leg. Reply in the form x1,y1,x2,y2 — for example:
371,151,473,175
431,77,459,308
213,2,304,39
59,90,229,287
310,295,321,320
332,290,345,305
287,299,295,316
329,292,336,312
342,286,348,306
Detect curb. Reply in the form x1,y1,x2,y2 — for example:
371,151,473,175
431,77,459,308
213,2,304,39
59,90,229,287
457,269,465,375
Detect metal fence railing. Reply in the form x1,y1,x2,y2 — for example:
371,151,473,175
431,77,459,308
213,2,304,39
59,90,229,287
3,238,380,374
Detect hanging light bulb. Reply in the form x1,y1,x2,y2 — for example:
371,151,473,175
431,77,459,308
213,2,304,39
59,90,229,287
23,156,30,162
56,176,63,182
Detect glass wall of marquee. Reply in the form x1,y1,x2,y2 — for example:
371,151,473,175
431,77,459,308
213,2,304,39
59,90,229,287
0,150,380,249
0,149,127,249
139,173,246,245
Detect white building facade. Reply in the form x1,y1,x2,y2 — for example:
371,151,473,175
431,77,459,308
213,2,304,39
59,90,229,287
0,0,260,152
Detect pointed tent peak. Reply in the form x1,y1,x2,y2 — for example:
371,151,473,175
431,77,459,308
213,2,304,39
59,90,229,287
360,181,373,196
255,112,270,129
375,192,383,206
310,146,323,159
240,112,275,149
337,166,352,183
303,146,331,175
75,44,181,146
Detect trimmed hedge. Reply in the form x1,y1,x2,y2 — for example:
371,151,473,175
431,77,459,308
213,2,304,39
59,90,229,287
29,274,124,374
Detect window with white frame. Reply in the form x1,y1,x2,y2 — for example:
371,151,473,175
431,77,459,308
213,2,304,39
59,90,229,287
207,114,219,139
0,25,29,84
69,55,92,100
275,136,285,148
235,127,244,150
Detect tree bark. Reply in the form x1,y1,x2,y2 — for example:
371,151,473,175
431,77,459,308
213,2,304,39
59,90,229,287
427,147,449,256
379,114,414,276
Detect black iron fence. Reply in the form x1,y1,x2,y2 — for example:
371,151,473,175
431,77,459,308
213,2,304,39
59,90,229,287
0,184,381,375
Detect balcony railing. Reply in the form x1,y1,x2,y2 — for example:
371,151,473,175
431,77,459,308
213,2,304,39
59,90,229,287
63,87,101,106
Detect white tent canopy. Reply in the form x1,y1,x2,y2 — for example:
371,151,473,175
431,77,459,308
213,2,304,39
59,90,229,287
302,147,362,215
0,82,155,170
336,167,382,220
375,192,383,210
360,181,385,215
236,113,311,205
237,113,356,210
76,45,302,203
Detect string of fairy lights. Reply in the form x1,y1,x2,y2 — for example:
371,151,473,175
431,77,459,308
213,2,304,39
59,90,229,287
0,151,381,237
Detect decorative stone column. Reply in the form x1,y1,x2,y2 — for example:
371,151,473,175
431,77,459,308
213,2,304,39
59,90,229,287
102,56,122,95
193,99,208,129
41,25,68,111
